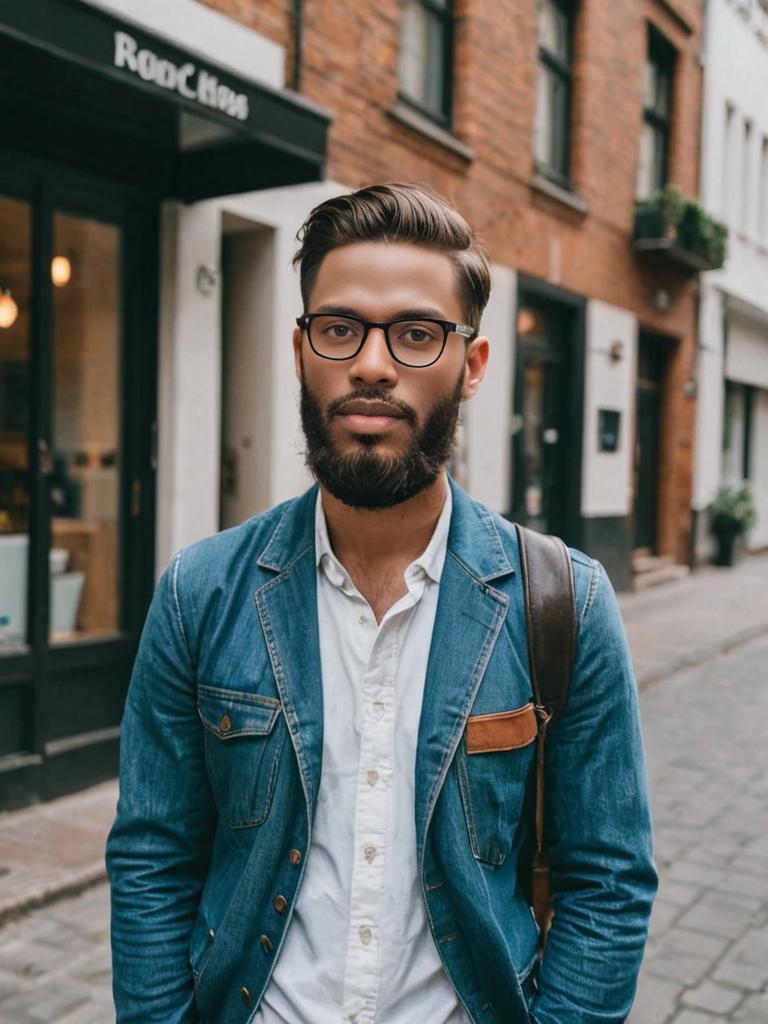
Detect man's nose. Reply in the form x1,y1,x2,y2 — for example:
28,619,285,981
348,327,398,386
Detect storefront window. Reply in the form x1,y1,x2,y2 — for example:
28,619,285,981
0,196,32,651
49,212,122,641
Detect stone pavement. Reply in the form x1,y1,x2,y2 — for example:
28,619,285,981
0,550,766,1021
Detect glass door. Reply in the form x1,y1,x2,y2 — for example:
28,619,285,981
49,212,122,643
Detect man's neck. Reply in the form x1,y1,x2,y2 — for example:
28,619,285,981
320,474,449,620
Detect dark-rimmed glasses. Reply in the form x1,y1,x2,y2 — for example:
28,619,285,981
296,312,477,368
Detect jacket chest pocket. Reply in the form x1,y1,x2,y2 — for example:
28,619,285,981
198,685,285,829
455,703,538,866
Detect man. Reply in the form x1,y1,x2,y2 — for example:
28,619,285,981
107,183,657,1024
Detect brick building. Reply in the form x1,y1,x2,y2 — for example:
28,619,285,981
0,0,707,807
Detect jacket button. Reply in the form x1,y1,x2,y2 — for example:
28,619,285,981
289,848,302,865
273,894,288,913
219,714,231,733
260,933,274,953
241,986,251,1006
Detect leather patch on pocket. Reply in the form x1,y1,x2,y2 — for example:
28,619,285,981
466,703,538,754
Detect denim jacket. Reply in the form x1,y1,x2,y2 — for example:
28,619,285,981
106,480,657,1024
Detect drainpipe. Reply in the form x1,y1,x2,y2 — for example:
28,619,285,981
292,0,303,92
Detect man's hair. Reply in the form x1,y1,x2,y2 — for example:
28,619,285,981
293,183,491,330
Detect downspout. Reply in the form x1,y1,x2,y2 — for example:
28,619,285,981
292,0,303,92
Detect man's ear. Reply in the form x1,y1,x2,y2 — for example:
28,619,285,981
293,326,303,381
461,336,490,400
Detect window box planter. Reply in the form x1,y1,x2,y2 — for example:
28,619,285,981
633,187,728,272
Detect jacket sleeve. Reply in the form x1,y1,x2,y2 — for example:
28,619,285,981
530,559,658,1024
106,551,216,1023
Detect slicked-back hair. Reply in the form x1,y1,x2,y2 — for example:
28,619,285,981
293,183,491,331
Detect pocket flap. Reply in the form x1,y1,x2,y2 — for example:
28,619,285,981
198,685,281,739
466,703,537,754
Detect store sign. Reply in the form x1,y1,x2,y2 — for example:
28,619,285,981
113,31,249,122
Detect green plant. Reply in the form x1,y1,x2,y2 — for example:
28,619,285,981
634,186,728,268
708,484,757,536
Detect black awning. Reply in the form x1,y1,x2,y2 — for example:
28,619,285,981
0,0,329,201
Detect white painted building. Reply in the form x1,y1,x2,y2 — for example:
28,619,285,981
694,0,768,555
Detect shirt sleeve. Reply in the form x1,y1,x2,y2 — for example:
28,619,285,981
106,550,216,1024
530,558,658,1023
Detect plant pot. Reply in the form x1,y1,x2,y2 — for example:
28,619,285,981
713,527,740,567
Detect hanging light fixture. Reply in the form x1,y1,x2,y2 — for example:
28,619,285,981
0,289,18,329
51,256,72,288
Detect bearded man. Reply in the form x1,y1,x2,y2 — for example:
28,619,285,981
107,183,657,1024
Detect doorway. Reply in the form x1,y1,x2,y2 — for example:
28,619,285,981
0,158,157,807
633,333,666,552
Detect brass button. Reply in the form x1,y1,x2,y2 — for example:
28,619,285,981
273,894,288,913
241,986,251,1006
219,714,231,734
289,848,302,865
260,933,273,953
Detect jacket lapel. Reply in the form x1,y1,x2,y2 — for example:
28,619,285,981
415,481,515,858
255,487,324,824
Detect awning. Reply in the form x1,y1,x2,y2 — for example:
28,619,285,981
0,0,330,201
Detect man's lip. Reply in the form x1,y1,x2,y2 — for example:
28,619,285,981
335,401,405,418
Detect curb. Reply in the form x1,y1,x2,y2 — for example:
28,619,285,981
0,861,107,929
636,620,768,690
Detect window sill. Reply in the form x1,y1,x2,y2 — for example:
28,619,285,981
530,173,589,215
388,102,474,162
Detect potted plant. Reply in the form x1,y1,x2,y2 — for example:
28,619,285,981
708,484,757,566
633,186,728,270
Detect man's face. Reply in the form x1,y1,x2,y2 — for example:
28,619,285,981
293,241,489,509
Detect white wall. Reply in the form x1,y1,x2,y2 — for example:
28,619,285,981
726,311,768,390
81,0,285,90
463,264,517,513
693,283,726,510
580,300,638,518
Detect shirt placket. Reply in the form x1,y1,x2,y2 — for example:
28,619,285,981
341,611,406,1024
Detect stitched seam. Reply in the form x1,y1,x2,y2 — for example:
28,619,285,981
581,557,603,622
197,684,281,708
171,550,193,665
466,703,534,723
466,735,536,754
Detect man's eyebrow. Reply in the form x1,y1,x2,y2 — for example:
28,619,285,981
311,304,452,320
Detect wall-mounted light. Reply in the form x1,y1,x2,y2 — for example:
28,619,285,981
609,339,624,363
196,264,218,296
0,289,18,329
51,256,72,288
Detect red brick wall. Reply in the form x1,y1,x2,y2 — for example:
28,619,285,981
199,0,703,563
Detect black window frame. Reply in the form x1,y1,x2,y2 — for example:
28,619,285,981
534,0,576,189
640,27,676,197
397,0,455,130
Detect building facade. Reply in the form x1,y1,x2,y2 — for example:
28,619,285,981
694,0,768,558
0,0,706,808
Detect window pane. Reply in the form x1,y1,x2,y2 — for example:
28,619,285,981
50,212,122,642
644,60,670,118
538,0,569,61
399,0,448,118
0,196,32,651
535,65,568,176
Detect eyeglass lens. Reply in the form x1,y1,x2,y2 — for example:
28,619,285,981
307,315,445,366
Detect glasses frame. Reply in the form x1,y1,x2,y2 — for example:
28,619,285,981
296,312,477,368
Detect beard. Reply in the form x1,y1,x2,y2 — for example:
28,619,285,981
299,371,464,510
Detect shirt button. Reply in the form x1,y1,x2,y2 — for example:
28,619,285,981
241,986,252,1006
273,894,288,913
358,614,367,625
260,933,274,954
364,845,376,863
359,925,372,945
289,848,302,865
367,769,379,786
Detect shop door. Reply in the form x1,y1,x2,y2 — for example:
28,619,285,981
513,300,571,540
634,335,664,552
0,165,157,808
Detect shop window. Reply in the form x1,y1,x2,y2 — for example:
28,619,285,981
534,0,575,186
637,28,675,198
722,381,753,485
398,0,454,127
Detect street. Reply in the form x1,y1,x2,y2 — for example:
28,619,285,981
0,579,767,1022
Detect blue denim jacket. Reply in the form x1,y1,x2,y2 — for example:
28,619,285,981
106,480,657,1024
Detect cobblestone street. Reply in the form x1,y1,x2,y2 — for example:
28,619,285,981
0,558,767,1023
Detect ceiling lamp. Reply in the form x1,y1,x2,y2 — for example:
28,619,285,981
51,256,72,288
0,290,18,329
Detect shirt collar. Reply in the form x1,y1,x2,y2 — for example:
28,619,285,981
314,481,452,588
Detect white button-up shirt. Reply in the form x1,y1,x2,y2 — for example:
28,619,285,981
256,485,469,1023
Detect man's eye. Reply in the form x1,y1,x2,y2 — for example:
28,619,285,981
394,322,439,344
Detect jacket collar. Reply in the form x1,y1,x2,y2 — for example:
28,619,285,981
255,477,515,583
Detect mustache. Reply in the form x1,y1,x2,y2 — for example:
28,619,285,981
327,388,418,428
